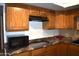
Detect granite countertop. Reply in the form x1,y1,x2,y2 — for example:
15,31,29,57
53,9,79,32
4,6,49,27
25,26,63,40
7,37,72,56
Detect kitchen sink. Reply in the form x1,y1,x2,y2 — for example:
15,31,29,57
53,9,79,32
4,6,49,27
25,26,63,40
27,41,48,50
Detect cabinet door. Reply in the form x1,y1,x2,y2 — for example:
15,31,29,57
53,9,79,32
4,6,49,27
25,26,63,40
29,7,40,16
54,43,68,56
6,6,29,31
66,14,75,29
77,19,79,30
69,45,79,56
31,48,46,56
76,16,79,30
55,12,65,29
43,11,55,29
39,8,47,17
15,52,31,56
65,14,71,29
55,12,75,29
58,43,68,56
47,45,56,56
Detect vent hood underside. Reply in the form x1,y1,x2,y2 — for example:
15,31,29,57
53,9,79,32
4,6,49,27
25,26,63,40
29,16,48,22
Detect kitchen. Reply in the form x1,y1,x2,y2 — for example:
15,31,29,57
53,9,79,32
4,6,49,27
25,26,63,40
0,3,79,56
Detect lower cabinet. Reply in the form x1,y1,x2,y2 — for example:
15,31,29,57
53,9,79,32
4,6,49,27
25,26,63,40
31,47,46,56
47,43,69,56
46,45,56,56
14,43,79,56
55,43,68,56
69,44,79,56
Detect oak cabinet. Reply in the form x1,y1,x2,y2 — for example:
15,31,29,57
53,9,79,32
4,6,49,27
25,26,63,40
69,44,79,56
29,7,40,16
55,12,65,29
69,13,74,29
55,43,68,56
29,6,48,17
66,9,79,30
47,43,69,56
14,52,31,56
6,6,29,31
77,19,79,30
75,16,79,30
55,11,75,29
31,48,46,56
13,43,79,56
46,45,56,56
39,8,48,17
43,11,55,29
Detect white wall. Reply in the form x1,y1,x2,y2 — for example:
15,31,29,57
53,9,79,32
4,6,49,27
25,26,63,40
6,21,59,42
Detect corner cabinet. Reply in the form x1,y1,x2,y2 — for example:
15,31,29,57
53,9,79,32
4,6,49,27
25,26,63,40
6,6,29,31
55,11,74,29
55,43,68,56
77,17,79,30
46,45,56,56
69,44,79,56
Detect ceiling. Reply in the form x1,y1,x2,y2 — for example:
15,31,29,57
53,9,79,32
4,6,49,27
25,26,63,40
25,0,79,11
26,3,65,10
50,0,79,8
26,3,79,10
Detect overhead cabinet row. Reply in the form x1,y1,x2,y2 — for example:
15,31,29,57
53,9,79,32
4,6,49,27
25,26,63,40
55,11,75,29
6,4,78,31
6,4,55,31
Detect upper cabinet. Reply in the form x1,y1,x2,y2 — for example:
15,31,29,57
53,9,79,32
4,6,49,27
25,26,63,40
55,11,75,29
77,17,79,30
67,14,75,29
67,8,79,30
39,8,48,17
43,11,55,29
29,6,47,17
55,11,65,29
6,4,29,31
29,6,40,16
76,16,79,30
6,3,79,31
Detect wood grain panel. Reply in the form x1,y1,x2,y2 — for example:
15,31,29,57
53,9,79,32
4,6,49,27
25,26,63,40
6,6,29,31
31,48,46,56
43,11,55,29
46,45,56,56
55,12,65,29
69,44,79,56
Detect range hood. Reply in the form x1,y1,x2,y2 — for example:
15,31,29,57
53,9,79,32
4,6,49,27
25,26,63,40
29,16,48,22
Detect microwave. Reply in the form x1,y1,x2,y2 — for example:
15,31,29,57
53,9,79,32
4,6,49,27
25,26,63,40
7,36,29,52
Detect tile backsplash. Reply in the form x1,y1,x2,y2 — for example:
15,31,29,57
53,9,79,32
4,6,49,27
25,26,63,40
73,31,79,39
5,21,59,43
59,30,79,40
59,30,75,37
